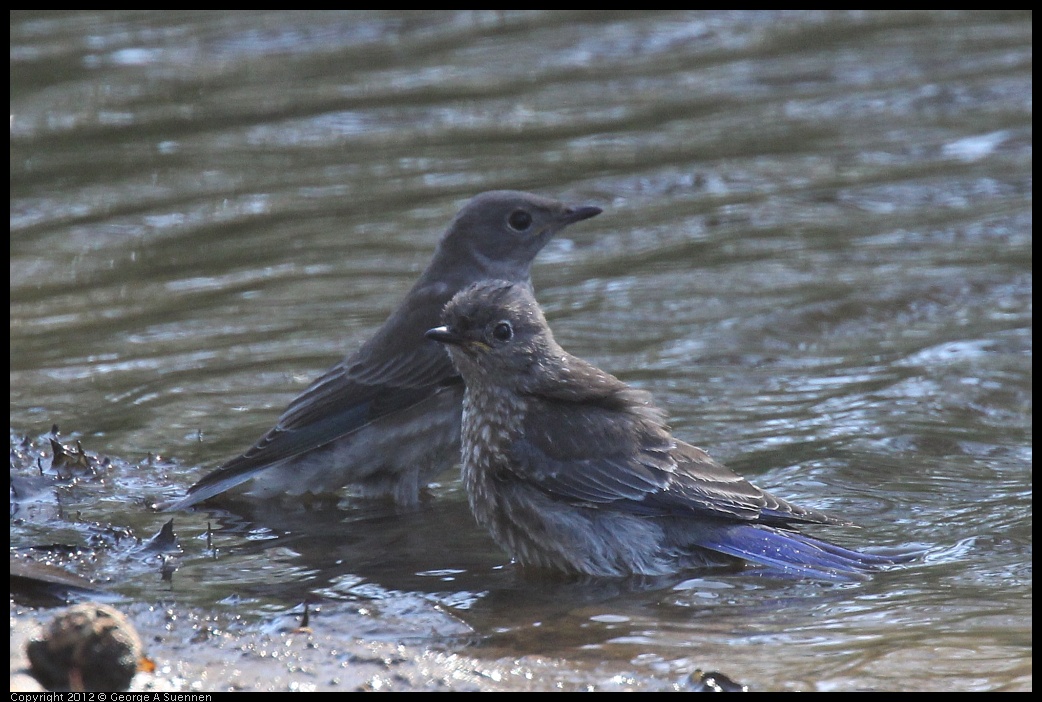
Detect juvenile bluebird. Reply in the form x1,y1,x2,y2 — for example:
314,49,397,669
167,192,601,510
425,280,914,581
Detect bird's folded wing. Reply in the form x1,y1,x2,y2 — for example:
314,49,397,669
507,391,844,525
505,396,765,521
184,340,458,497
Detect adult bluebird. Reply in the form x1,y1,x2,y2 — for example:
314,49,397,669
425,280,914,581
167,192,601,510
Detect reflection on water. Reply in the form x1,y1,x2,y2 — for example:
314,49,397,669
11,10,1031,692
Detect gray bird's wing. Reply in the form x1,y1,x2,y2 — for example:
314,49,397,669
238,341,458,466
507,392,836,526
180,333,459,503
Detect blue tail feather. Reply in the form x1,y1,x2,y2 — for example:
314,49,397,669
694,523,914,582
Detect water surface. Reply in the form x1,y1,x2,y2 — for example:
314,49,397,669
10,10,1031,691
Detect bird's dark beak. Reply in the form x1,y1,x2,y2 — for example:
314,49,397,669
561,205,602,226
425,325,464,346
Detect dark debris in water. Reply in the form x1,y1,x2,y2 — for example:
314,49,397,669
685,669,749,692
12,425,109,502
9,554,113,608
11,427,188,602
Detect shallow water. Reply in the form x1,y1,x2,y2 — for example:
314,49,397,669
10,10,1031,691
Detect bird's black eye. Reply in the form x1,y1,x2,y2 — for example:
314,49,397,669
507,210,533,232
492,321,513,342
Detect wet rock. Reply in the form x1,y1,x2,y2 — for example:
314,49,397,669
26,603,143,691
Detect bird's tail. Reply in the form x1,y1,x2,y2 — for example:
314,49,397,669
692,523,918,582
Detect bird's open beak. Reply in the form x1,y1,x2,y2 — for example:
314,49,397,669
425,326,465,346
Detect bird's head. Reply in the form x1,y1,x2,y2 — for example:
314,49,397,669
436,191,600,281
425,280,554,380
